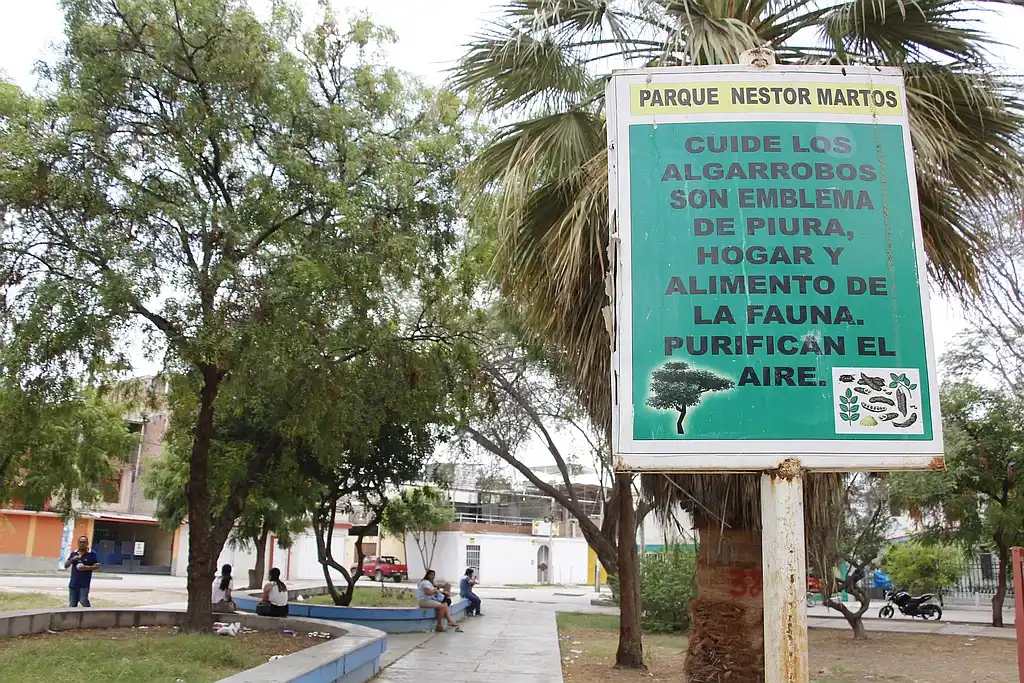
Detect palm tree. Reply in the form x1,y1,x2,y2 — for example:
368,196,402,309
454,0,1024,678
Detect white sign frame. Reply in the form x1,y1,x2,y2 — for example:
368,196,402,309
607,65,944,472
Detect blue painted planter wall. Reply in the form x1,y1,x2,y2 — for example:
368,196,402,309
234,596,470,633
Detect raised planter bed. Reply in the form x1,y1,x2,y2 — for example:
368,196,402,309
0,608,386,683
234,594,470,633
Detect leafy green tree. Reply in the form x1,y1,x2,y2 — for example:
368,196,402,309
382,485,456,572
0,0,474,629
889,380,1024,626
230,490,309,590
301,342,461,606
944,195,1024,395
144,439,311,590
0,382,136,513
880,542,964,596
808,474,894,639
646,362,734,434
454,0,1023,673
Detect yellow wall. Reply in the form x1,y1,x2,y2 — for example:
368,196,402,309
587,546,608,584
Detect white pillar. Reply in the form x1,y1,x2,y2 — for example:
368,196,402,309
761,470,809,683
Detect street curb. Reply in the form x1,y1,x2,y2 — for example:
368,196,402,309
0,572,123,580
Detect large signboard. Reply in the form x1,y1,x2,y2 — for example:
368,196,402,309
608,66,943,471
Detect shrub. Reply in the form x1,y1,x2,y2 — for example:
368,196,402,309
881,541,963,595
639,547,697,633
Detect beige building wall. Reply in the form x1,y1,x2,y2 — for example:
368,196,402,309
345,534,407,569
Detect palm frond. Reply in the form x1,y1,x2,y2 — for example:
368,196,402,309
642,471,845,530
452,25,596,113
470,110,605,196
819,0,1006,64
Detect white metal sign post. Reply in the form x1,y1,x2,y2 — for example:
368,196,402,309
606,64,943,682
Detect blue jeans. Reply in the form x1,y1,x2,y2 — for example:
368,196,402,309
69,586,91,607
466,593,481,615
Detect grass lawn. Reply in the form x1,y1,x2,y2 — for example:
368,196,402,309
0,626,322,683
556,612,1019,683
306,586,417,607
0,591,116,611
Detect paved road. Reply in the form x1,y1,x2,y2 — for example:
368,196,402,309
809,615,1015,639
374,600,563,683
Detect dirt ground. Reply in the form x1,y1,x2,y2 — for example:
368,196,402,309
559,627,1019,683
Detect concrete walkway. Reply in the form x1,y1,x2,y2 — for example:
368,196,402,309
374,600,564,683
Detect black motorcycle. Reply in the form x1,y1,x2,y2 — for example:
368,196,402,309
878,589,943,620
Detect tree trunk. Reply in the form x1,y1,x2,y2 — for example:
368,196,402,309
686,519,765,683
183,366,222,632
249,526,270,590
849,616,867,640
676,405,687,434
826,586,870,641
615,473,645,669
993,544,1009,627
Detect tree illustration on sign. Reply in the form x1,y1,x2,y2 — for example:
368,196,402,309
646,362,734,434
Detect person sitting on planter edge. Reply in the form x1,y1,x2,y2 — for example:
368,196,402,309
460,568,483,616
417,569,461,632
212,564,236,613
257,567,289,617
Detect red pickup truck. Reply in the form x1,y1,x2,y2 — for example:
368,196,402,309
351,555,408,583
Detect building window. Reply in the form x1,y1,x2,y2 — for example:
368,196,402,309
466,544,481,578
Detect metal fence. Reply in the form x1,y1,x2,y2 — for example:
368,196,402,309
454,512,535,526
853,553,1014,606
944,553,1014,605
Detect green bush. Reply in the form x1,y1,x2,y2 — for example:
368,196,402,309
881,541,963,595
640,547,697,633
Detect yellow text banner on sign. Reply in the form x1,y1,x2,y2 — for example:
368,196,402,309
630,82,903,116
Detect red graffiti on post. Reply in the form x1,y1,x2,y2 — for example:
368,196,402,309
727,568,763,597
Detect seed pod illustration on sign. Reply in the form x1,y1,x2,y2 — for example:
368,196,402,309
863,403,888,413
880,412,900,422
858,373,886,392
893,412,918,428
869,396,895,406
853,387,872,395
896,389,908,417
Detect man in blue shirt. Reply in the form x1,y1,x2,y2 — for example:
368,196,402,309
65,535,100,607
459,568,482,616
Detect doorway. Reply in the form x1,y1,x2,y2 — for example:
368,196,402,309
537,544,550,583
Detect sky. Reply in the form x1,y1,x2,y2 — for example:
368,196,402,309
1,0,1021,474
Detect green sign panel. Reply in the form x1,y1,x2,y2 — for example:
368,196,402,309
608,67,942,470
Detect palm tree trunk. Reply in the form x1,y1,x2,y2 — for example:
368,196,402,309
686,520,765,683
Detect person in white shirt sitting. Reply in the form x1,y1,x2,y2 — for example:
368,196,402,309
212,564,236,613
417,569,461,632
257,567,289,617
